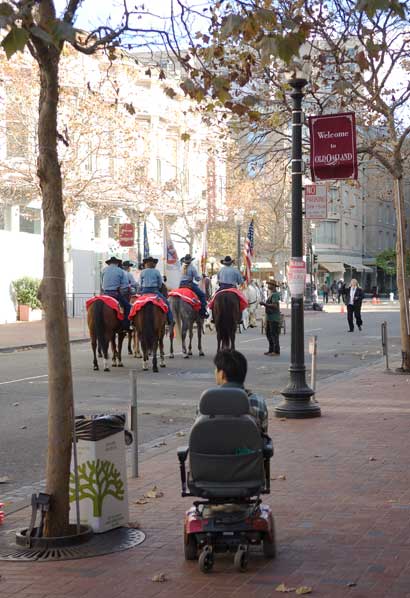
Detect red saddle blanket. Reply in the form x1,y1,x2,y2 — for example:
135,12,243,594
208,288,248,312
129,294,168,318
85,295,124,320
168,288,201,312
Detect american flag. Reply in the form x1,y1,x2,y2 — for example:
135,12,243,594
243,219,254,284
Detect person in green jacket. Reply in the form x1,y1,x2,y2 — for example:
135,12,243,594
260,280,281,356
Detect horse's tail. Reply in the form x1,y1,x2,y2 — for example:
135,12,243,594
141,302,156,352
94,299,108,354
216,292,238,348
170,297,182,339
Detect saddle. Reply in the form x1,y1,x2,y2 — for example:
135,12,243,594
208,288,248,312
85,295,124,320
169,288,201,312
129,294,168,318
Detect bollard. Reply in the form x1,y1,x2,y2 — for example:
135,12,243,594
381,321,390,371
129,370,139,478
309,335,318,395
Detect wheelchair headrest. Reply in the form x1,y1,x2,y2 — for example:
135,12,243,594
199,387,250,416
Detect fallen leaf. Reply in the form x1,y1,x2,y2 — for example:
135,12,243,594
0,476,11,484
20,426,27,430
12,402,19,406
280,418,287,422
152,572,167,582
153,441,167,448
347,582,357,587
134,498,149,505
145,486,164,499
142,412,152,415
275,583,296,593
278,474,287,480
296,587,312,595
369,456,377,461
314,455,321,458
176,431,185,437
128,521,140,529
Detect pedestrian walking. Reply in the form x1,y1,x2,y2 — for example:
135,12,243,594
330,279,337,303
260,280,281,356
337,279,345,304
321,282,329,304
344,278,364,332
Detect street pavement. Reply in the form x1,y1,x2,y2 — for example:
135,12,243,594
0,303,402,508
1,354,410,597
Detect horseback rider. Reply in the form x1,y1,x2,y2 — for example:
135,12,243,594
217,256,244,290
121,260,138,298
179,254,209,319
139,256,174,324
101,256,132,330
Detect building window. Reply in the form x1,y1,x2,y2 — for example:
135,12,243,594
378,203,383,222
378,230,383,250
94,215,103,239
316,221,337,244
108,216,120,239
19,207,41,234
344,222,349,246
0,206,12,231
386,231,390,249
354,225,359,249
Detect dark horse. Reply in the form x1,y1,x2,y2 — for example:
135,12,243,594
131,302,167,372
87,299,126,371
213,291,241,351
169,296,204,359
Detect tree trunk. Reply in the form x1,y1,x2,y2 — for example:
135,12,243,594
37,45,74,536
393,177,410,371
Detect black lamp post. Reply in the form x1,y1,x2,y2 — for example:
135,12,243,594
275,77,321,419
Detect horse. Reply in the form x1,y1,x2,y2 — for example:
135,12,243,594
169,295,204,359
244,282,261,328
87,299,126,371
213,291,241,351
131,301,167,372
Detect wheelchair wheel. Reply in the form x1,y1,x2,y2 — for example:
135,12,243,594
199,547,214,573
263,523,276,559
184,533,197,561
234,547,248,572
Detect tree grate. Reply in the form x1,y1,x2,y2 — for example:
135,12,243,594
0,527,145,561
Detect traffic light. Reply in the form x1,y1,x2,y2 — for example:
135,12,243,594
313,254,318,264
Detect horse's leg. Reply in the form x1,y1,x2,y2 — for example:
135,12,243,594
102,336,110,371
197,318,205,356
188,323,193,356
159,331,166,368
111,335,117,367
117,331,124,367
91,335,99,370
128,331,133,356
152,338,159,373
169,322,174,358
141,341,149,371
182,321,188,355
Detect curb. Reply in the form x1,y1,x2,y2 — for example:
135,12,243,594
0,337,89,354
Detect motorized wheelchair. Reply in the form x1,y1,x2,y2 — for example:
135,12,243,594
177,387,276,573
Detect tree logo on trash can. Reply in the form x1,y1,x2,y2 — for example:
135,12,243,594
69,459,125,517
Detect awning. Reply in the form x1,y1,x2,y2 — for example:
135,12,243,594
319,262,345,272
344,263,373,272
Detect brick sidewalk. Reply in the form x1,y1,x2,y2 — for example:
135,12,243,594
1,363,410,597
0,318,88,351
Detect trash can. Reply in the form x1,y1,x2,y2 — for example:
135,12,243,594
70,414,129,533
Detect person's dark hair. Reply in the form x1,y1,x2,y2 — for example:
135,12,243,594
214,350,247,385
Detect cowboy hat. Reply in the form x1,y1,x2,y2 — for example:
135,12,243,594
122,260,135,268
143,256,158,265
105,256,121,265
267,280,278,288
181,254,194,264
221,255,234,265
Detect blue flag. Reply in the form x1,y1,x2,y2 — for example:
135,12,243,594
143,221,149,259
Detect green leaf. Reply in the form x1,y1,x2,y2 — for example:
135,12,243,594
50,19,78,43
1,26,29,59
30,25,54,46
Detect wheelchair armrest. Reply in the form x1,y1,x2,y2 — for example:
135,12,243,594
262,435,274,459
177,446,189,463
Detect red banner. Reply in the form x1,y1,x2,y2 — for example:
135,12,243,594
119,223,135,247
309,112,358,181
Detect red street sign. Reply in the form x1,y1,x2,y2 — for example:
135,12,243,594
309,112,358,181
119,223,135,247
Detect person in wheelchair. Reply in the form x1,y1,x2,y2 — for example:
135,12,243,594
177,351,275,571
214,350,268,434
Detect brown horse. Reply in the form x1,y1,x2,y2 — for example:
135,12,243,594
87,299,126,371
213,291,241,351
131,302,167,372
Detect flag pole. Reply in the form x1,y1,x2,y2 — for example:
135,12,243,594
162,214,166,278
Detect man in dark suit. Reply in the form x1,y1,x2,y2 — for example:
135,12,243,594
344,278,364,332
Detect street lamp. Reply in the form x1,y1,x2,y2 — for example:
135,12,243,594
208,256,216,276
274,68,321,419
234,210,244,269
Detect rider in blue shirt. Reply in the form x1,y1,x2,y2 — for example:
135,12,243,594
217,256,244,289
179,254,208,318
101,256,132,330
121,261,138,296
139,256,173,324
